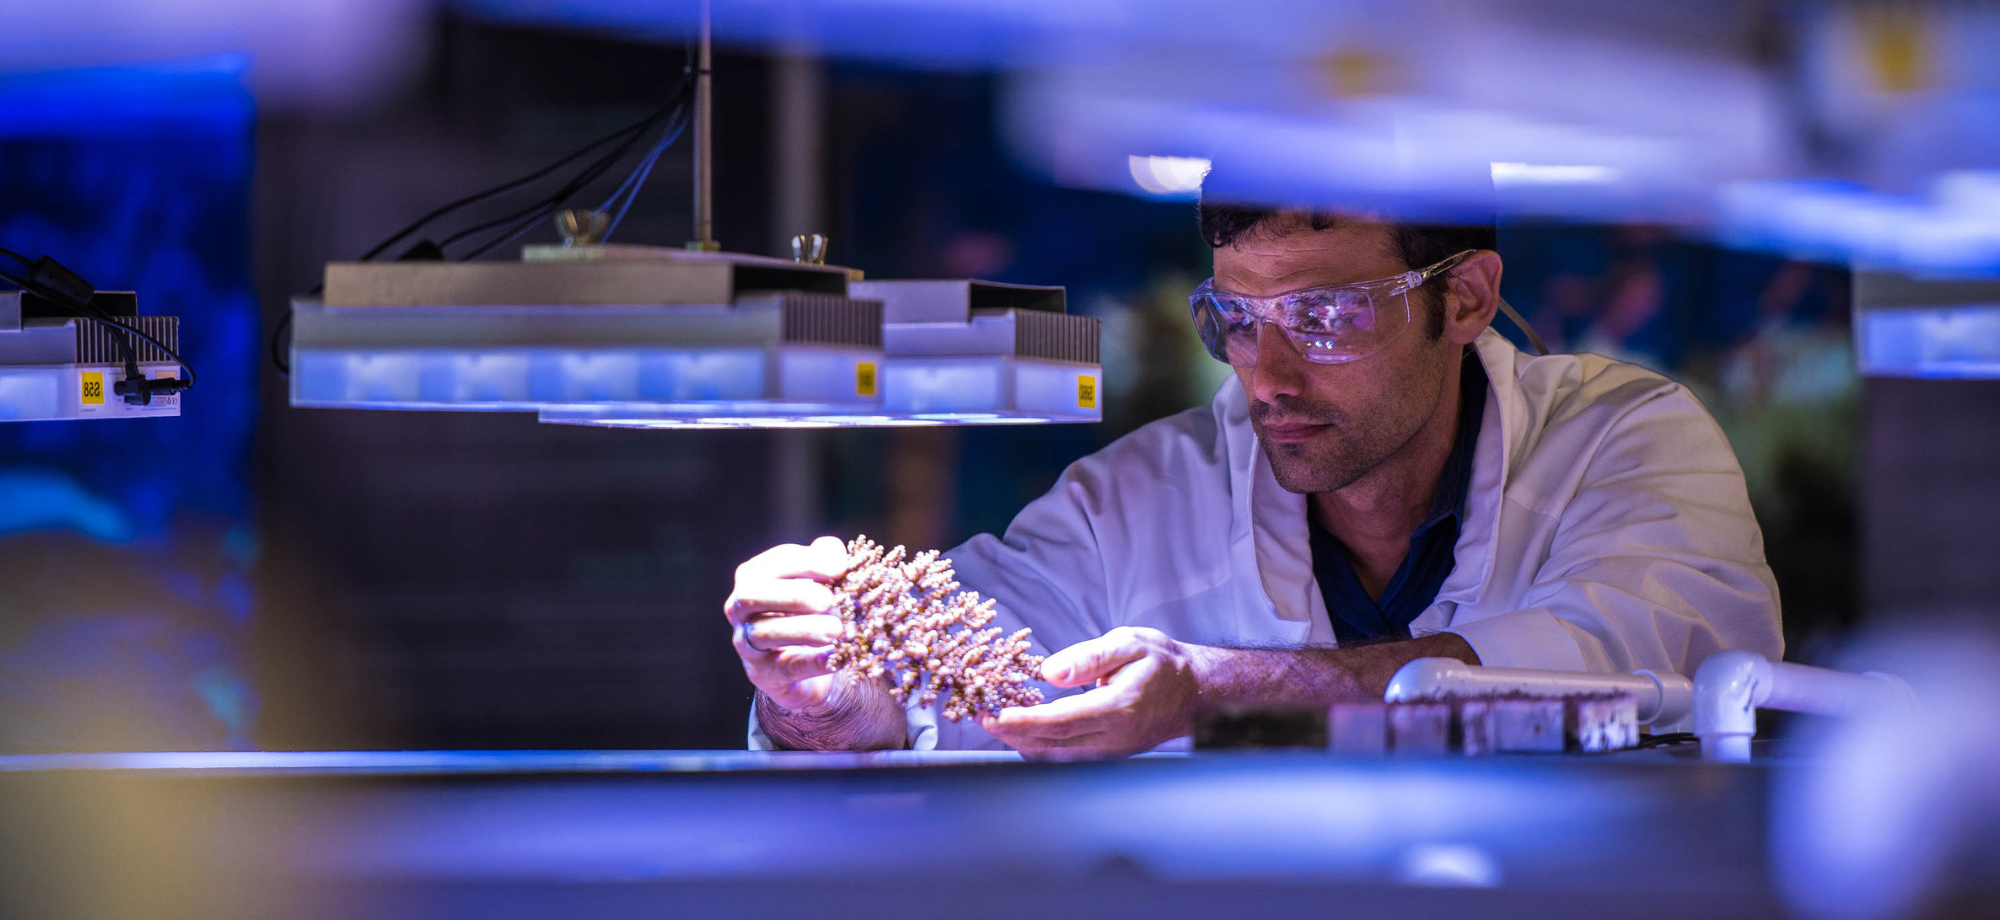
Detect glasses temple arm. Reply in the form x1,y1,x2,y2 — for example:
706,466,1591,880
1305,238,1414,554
1496,295,1550,356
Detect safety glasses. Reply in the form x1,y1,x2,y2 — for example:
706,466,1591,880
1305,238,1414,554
1188,249,1477,367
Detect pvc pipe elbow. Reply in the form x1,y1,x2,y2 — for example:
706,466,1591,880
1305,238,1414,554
1694,650,1772,762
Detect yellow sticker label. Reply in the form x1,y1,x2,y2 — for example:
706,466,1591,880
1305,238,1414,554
80,372,104,405
1077,375,1097,409
856,362,878,397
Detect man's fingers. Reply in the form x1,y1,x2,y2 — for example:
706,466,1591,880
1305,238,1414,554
1040,631,1148,687
743,614,842,649
751,646,836,684
737,538,852,583
724,579,839,625
982,686,1124,740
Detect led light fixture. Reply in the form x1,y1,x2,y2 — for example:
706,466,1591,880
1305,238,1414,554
292,3,1101,431
538,278,1101,429
1854,271,2000,379
868,278,1099,422
0,291,182,422
290,246,885,417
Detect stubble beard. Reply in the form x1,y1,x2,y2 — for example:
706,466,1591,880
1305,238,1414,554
1249,393,1432,495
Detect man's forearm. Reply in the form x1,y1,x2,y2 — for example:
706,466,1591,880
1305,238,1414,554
756,672,909,751
1188,632,1480,707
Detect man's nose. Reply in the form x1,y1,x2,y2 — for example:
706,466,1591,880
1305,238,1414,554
1245,322,1308,405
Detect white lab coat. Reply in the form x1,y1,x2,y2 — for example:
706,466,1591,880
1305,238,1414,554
751,329,1782,751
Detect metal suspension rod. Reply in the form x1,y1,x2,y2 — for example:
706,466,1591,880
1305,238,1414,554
690,0,718,251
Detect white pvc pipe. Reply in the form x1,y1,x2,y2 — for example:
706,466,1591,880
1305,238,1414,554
1383,658,1694,726
1692,651,1917,763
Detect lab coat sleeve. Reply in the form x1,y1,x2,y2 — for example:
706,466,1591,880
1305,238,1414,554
1449,383,1783,676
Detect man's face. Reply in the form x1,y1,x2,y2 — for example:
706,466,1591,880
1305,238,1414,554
1213,218,1457,495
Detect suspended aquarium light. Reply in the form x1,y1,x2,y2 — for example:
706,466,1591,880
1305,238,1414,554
867,278,1099,422
289,246,886,417
537,278,1100,429
0,291,184,422
290,4,1099,430
1855,271,2000,380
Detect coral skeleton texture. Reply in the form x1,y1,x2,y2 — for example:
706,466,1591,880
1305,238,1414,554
826,536,1045,721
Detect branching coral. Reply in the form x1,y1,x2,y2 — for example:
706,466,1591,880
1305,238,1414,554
825,536,1045,721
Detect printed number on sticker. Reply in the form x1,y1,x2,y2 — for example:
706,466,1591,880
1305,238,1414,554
1077,375,1097,409
80,372,104,405
856,362,878,397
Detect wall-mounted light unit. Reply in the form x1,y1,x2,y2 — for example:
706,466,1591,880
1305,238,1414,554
0,291,182,422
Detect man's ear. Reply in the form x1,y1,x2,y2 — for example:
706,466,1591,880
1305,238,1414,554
1443,250,1503,346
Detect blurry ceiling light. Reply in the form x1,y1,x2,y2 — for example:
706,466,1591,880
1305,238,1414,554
1720,179,2000,275
1489,162,1620,185
1396,842,1502,888
1934,170,2000,214
1128,155,1211,197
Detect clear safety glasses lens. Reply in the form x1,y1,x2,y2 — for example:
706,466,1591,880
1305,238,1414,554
1190,284,1413,368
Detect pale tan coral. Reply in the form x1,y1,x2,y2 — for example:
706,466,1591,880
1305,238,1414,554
825,536,1045,721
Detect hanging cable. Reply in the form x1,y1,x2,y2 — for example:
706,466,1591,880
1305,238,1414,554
351,101,679,263
447,83,695,260
435,131,643,253
0,248,196,400
272,65,697,378
599,114,687,243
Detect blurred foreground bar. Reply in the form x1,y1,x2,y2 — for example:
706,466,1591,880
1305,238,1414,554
8,746,1991,920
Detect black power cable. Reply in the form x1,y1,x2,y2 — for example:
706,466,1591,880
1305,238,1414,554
353,99,684,264
452,89,694,261
270,311,293,379
434,120,651,252
272,74,697,379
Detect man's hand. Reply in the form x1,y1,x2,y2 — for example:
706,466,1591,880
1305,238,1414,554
725,536,906,750
725,536,851,712
980,628,1480,760
980,626,1202,761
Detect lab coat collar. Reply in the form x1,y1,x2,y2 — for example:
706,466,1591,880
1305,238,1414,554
1417,329,1523,627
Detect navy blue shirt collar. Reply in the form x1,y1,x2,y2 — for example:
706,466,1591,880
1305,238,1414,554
1308,347,1487,643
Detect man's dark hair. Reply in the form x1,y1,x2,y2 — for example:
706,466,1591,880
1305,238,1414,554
1197,202,1496,340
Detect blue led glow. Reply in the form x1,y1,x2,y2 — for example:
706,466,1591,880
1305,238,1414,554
1858,305,2000,379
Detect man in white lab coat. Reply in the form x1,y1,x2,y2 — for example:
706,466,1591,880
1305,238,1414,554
726,198,1783,758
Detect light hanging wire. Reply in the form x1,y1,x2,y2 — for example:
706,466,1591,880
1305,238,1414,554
598,117,688,242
